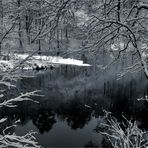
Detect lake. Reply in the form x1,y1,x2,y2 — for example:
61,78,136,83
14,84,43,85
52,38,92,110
1,60,148,147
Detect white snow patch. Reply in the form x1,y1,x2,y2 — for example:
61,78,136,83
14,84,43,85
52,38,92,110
0,53,91,72
0,60,14,71
75,10,89,26
111,42,125,51
0,118,7,123
13,53,91,67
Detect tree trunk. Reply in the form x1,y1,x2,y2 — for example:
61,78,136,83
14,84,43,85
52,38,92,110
65,27,68,40
0,0,3,55
18,0,23,50
117,0,121,22
57,28,60,48
117,0,121,33
0,42,2,55
38,40,41,54
26,14,30,44
57,28,60,55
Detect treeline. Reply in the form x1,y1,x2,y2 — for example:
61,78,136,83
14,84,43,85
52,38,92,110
0,0,89,54
1,0,148,77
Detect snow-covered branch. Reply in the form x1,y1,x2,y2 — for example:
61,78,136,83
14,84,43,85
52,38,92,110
97,114,148,148
0,91,42,108
0,131,40,148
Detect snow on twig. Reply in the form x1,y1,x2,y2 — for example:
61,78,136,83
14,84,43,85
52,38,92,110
137,95,148,102
0,118,7,124
98,114,148,148
0,90,42,108
0,131,41,148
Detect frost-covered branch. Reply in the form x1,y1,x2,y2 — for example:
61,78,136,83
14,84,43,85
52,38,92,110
0,91,41,108
97,114,148,148
137,95,148,102
0,130,40,148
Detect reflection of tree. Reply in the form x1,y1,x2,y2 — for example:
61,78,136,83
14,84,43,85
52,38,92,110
84,140,98,147
101,138,112,148
32,109,56,134
66,108,91,129
57,101,92,129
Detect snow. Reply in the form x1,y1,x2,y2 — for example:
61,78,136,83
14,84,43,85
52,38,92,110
13,53,91,66
0,118,7,124
0,91,40,108
84,104,92,109
0,53,91,72
0,91,41,147
75,10,89,26
111,42,125,51
0,60,14,70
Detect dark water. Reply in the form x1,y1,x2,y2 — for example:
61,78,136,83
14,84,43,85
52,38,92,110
1,63,148,147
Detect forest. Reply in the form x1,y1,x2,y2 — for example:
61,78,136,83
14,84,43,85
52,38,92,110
0,0,148,147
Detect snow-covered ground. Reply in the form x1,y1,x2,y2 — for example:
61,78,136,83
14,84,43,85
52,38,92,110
0,53,91,71
14,53,91,66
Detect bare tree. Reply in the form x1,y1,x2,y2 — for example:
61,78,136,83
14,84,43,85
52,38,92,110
86,0,148,78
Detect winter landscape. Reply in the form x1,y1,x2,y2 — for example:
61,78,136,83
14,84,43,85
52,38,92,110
1,0,148,147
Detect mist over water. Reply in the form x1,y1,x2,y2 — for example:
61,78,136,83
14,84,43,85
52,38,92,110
1,53,147,147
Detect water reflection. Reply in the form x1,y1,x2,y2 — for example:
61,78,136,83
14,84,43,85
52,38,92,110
32,109,56,134
1,64,148,147
2,89,148,147
56,101,92,130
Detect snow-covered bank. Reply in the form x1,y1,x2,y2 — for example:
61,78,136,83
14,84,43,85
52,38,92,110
14,53,91,66
0,53,91,71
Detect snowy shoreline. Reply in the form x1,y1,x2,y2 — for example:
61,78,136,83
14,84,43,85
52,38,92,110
0,53,91,72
